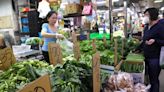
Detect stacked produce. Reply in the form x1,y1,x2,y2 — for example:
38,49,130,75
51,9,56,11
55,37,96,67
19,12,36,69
0,60,94,92
25,37,42,45
121,53,145,73
0,60,53,91
51,61,92,92
102,72,149,92
79,40,115,67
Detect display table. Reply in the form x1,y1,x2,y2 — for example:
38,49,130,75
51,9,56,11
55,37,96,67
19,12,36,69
14,50,44,61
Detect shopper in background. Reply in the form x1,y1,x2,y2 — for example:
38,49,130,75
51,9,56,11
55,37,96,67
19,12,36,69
139,8,164,92
41,11,64,64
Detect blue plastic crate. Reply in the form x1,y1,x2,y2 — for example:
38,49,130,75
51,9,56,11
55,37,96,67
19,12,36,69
22,26,29,32
21,18,28,24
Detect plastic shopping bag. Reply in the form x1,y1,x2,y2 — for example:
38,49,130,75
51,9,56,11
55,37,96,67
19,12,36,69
57,38,73,55
160,46,164,69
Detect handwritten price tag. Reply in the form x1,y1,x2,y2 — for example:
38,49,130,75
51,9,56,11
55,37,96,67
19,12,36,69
92,39,96,52
92,52,100,92
72,31,77,43
103,37,107,47
73,42,80,61
48,43,62,65
114,39,118,66
0,47,16,70
19,74,51,92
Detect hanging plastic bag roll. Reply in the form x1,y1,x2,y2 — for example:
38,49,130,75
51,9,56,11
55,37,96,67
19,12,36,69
160,46,164,69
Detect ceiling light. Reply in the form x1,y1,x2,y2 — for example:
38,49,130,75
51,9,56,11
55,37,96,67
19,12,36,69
113,0,119,2
160,7,164,11
154,0,163,3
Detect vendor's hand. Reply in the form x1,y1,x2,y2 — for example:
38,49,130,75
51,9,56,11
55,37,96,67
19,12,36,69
56,34,65,39
145,39,155,45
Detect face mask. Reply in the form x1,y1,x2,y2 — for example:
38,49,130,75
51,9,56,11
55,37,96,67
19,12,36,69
143,16,150,24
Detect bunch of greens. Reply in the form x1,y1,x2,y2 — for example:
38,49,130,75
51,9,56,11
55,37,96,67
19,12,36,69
51,61,92,92
0,60,53,92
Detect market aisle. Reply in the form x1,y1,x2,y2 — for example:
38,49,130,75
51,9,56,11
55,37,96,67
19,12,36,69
160,70,164,92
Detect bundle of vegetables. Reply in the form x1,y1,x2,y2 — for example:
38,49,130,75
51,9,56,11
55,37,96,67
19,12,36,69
121,53,144,73
80,40,94,54
51,61,93,92
25,37,42,45
58,29,70,39
125,53,145,62
124,37,140,57
0,60,53,92
100,50,115,66
79,40,117,66
79,54,93,67
121,63,144,73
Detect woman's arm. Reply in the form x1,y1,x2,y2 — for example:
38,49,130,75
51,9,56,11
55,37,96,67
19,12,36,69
41,30,64,39
41,30,56,38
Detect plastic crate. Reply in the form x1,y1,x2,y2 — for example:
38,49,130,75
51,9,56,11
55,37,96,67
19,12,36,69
21,18,28,24
22,25,29,32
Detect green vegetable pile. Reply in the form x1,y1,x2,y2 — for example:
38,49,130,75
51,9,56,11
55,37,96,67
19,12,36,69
121,53,145,73
0,60,53,92
121,63,144,73
25,37,42,45
51,61,92,92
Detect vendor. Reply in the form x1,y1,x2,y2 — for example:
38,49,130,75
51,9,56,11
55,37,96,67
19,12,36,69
0,34,6,49
41,11,64,64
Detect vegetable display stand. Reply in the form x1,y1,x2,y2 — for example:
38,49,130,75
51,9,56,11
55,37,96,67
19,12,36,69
121,53,145,84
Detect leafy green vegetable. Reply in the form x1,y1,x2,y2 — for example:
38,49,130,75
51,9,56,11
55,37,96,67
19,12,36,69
51,61,92,92
0,60,53,92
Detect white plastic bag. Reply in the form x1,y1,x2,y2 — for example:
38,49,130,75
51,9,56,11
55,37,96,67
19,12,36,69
134,83,151,92
57,38,73,55
160,46,164,68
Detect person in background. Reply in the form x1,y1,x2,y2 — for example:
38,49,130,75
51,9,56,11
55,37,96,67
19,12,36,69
137,8,164,92
41,11,64,64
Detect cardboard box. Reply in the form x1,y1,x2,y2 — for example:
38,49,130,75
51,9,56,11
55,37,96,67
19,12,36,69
0,47,16,70
65,4,81,14
18,74,52,92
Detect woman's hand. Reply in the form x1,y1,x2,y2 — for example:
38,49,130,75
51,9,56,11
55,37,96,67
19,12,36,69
146,39,155,45
56,34,65,39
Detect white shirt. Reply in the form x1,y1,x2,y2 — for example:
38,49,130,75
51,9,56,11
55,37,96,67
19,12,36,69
38,0,51,19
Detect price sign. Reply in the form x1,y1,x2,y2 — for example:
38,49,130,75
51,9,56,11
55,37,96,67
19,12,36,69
73,42,80,61
92,52,100,92
48,43,62,65
0,47,16,70
19,74,51,92
87,32,90,40
114,39,118,66
103,37,107,47
72,31,77,43
92,39,96,52
121,38,125,58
